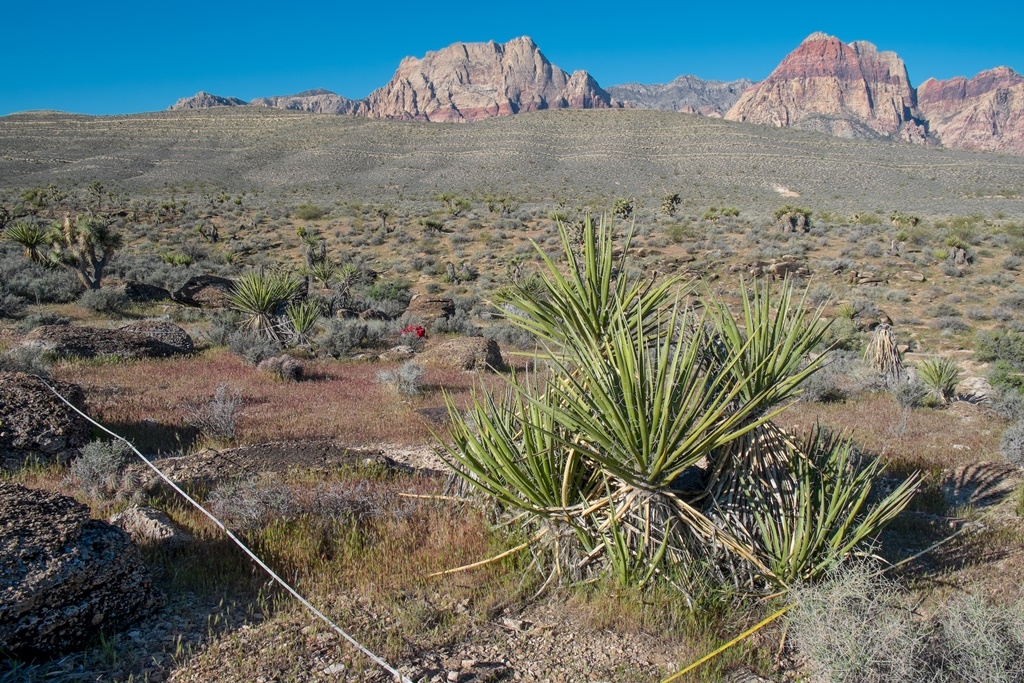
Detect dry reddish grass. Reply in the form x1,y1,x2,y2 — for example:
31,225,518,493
54,349,505,452
782,392,1006,473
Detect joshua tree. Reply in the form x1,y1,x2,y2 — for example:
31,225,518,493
4,213,123,289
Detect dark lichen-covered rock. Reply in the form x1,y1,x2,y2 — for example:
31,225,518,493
0,483,162,657
119,321,194,354
0,372,91,470
22,325,188,359
171,274,234,308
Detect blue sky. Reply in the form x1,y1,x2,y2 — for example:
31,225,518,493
3,0,1022,116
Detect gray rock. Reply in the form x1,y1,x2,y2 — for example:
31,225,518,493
23,325,188,359
0,483,161,657
119,321,194,354
0,372,91,471
111,505,192,549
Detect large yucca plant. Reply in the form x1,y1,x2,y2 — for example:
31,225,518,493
228,270,302,341
440,216,919,592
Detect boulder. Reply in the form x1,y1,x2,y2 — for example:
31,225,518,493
171,274,234,308
405,295,455,323
110,505,193,549
104,279,171,302
899,270,926,282
0,483,161,657
256,354,304,381
0,373,91,470
418,337,505,371
23,325,189,360
118,321,194,354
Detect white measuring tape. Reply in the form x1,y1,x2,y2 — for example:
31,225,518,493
38,377,413,683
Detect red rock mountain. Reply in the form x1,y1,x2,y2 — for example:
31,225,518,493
362,37,619,122
725,33,927,142
917,67,1024,153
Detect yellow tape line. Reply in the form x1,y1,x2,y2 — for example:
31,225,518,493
660,604,793,683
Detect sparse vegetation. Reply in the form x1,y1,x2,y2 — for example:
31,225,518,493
3,107,1024,682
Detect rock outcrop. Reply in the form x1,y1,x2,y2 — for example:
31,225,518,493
23,325,192,359
418,337,505,371
917,67,1024,154
404,295,455,323
0,483,161,657
725,33,927,142
0,373,91,471
248,88,364,115
362,36,620,122
608,76,753,116
169,91,246,110
172,274,234,308
119,321,195,354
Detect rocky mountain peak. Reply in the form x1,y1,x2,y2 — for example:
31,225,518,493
725,34,925,142
917,67,1024,153
362,36,620,122
169,92,247,110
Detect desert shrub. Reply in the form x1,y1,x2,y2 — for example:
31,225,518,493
863,242,883,257
227,330,279,366
0,243,83,304
202,310,244,347
0,345,52,376
933,317,971,333
804,349,885,401
976,329,1024,364
293,204,327,220
890,377,929,410
1000,420,1024,467
15,312,71,334
485,322,538,349
207,476,295,531
429,309,479,336
936,594,1024,681
0,287,26,318
788,565,924,683
78,287,130,314
852,298,880,319
1003,255,1023,271
376,361,423,396
317,318,367,357
998,288,1024,310
70,440,134,499
184,383,243,442
990,390,1024,422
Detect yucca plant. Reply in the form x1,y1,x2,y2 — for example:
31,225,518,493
748,429,920,584
915,357,962,405
864,323,903,386
440,216,920,594
4,221,51,264
228,270,302,341
285,298,324,347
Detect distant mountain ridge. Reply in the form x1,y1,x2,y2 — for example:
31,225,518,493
607,76,753,117
169,33,1024,154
